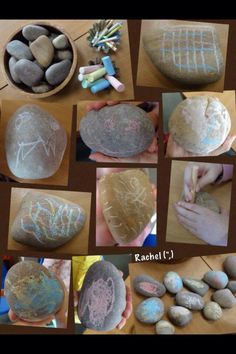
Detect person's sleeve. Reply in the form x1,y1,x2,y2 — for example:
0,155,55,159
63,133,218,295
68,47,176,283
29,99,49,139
72,256,102,292
216,164,233,183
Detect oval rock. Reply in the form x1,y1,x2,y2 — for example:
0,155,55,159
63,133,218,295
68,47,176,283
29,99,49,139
203,270,228,290
203,301,222,321
6,40,33,60
8,56,21,83
135,297,164,324
163,271,183,294
212,289,236,308
45,59,71,85
14,59,44,87
155,320,175,334
182,277,209,296
133,274,166,298
22,25,49,41
223,255,236,279
168,306,192,327
176,291,204,310
227,280,236,294
52,34,69,49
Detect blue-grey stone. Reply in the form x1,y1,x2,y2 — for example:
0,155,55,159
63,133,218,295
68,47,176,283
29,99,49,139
163,271,183,294
227,280,236,293
8,56,21,84
135,297,164,324
133,274,166,297
212,289,236,308
203,271,228,290
182,277,209,296
6,40,33,60
22,25,49,41
14,59,44,87
45,59,71,85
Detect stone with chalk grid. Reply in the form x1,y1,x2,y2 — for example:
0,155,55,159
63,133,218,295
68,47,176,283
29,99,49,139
143,25,224,85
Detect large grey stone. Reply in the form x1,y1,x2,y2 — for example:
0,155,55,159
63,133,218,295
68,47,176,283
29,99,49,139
14,59,44,87
133,274,166,297
45,59,71,85
11,192,86,249
8,57,21,84
175,291,204,310
212,289,236,308
22,25,49,41
163,271,183,294
203,270,228,290
6,40,33,60
79,104,155,157
78,261,126,331
168,306,192,327
5,104,67,179
223,255,236,279
182,277,209,296
4,261,64,322
135,297,164,324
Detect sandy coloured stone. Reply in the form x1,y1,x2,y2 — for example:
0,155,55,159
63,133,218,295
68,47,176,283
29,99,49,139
143,25,224,85
30,35,54,68
212,288,236,308
5,104,67,179
163,271,183,294
6,40,33,60
169,96,231,155
168,306,192,327
175,291,204,310
195,191,220,213
203,270,228,289
182,277,209,296
98,169,155,244
11,192,86,249
8,57,21,83
79,104,155,158
155,320,175,334
135,297,164,324
4,261,64,322
78,261,126,331
223,255,236,279
14,59,44,87
45,59,72,85
22,25,49,41
133,274,166,297
203,301,222,321
52,34,69,49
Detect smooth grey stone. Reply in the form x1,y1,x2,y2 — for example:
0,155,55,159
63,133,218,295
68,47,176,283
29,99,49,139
5,104,67,179
14,59,44,87
32,82,52,93
223,255,236,279
11,192,86,249
182,277,209,296
45,59,71,85
203,301,222,321
78,261,126,331
163,271,183,294
175,291,204,310
155,320,175,334
212,289,236,308
54,50,73,61
133,274,166,298
203,271,228,290
22,24,49,41
168,306,192,327
6,40,33,60
227,280,236,293
135,297,164,324
33,59,44,70
52,34,69,49
4,261,64,322
79,104,155,157
8,56,21,83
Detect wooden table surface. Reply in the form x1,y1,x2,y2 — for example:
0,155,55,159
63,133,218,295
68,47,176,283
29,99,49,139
0,20,134,104
8,187,91,255
166,160,232,244
137,20,229,92
129,254,236,334
0,99,72,186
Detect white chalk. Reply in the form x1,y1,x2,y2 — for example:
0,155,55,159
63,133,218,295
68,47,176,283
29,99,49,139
105,75,125,92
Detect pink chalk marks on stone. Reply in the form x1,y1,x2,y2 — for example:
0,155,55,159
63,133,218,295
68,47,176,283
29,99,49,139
104,117,116,132
79,277,115,328
139,281,159,296
125,120,141,132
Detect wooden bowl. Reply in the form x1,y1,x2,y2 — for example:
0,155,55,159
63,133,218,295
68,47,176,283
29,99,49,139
1,22,78,98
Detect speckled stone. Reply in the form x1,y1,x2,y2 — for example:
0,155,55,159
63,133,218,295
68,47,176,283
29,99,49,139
30,35,54,68
135,297,164,324
182,277,209,296
168,306,192,327
203,301,222,321
22,25,49,41
78,261,126,332
175,291,204,310
223,255,236,279
45,59,71,85
133,275,166,298
212,289,236,308
203,271,228,290
155,320,175,334
79,104,155,158
8,57,21,84
14,59,44,87
4,261,64,322
227,281,236,294
163,271,183,294
6,40,33,60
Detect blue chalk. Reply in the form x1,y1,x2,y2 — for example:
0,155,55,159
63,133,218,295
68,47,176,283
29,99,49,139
101,56,116,76
90,78,110,94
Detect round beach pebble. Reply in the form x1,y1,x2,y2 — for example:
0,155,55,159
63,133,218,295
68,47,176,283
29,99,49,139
133,274,166,298
135,297,164,324
22,24,49,41
203,301,222,321
54,50,73,61
155,320,175,335
52,34,69,49
163,271,183,294
14,59,44,87
175,291,204,310
212,289,236,308
45,59,72,85
182,277,209,296
6,40,33,60
168,306,192,327
4,261,64,322
223,255,236,279
8,57,21,84
227,280,236,294
203,270,228,290
32,82,52,93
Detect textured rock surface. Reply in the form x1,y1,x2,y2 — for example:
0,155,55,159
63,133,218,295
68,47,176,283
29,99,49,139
14,59,44,87
175,291,204,310
79,104,155,157
9,57,21,84
212,289,236,308
168,306,192,327
45,59,71,85
98,169,155,244
22,25,49,41
5,104,67,179
4,261,64,322
227,280,236,293
135,297,164,324
223,255,236,279
155,320,175,334
182,277,209,296
163,271,183,294
78,261,126,331
6,40,33,60
203,270,228,289
133,275,166,298
11,192,86,249
195,191,220,213
169,96,231,155
30,35,54,68
143,25,224,85
203,301,222,320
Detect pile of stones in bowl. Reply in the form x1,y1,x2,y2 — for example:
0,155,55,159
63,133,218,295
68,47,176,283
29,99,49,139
133,255,236,334
6,24,73,93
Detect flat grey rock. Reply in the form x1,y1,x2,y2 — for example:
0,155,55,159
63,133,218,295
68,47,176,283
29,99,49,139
22,25,49,41
182,277,209,296
163,271,183,294
203,301,222,321
6,40,33,60
133,274,166,297
227,280,236,293
203,270,228,290
79,104,155,157
52,34,69,49
135,297,164,324
11,192,86,249
4,261,64,322
223,255,236,279
32,82,52,93
8,57,21,83
5,104,67,179
175,291,204,310
168,306,192,327
45,59,71,85
14,59,44,87
78,261,126,331
212,289,236,308
155,320,175,334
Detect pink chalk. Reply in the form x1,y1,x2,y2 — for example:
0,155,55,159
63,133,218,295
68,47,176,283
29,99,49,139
105,75,125,92
79,65,102,75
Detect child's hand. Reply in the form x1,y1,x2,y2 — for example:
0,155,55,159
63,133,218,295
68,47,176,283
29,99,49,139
116,284,133,330
174,201,229,246
183,162,223,202
8,309,54,327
